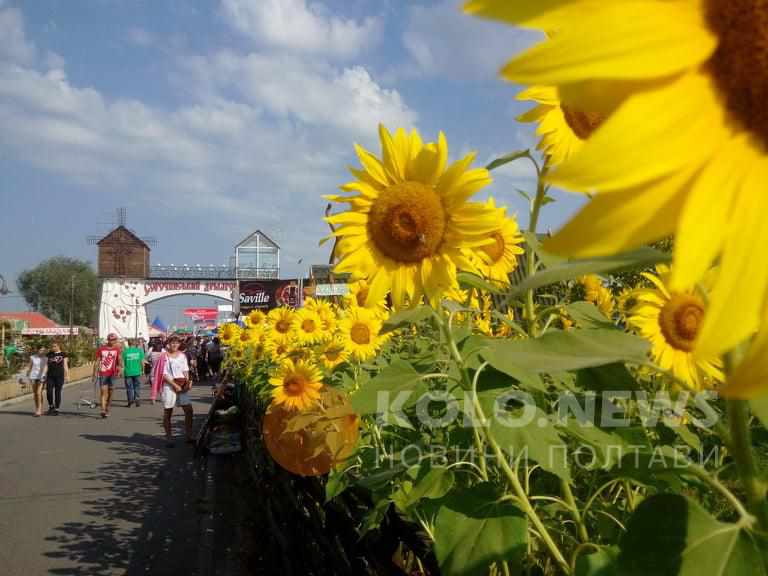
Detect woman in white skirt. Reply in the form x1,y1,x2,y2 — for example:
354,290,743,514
26,345,47,417
161,335,193,447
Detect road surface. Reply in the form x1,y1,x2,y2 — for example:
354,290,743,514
0,379,245,576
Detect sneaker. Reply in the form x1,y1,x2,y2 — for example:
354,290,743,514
101,412,107,419
135,401,140,407
127,402,133,408
53,408,59,415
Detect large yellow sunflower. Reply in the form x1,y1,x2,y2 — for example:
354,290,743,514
338,307,384,362
516,85,604,166
325,124,499,308
466,0,768,393
291,308,325,345
267,307,296,343
269,359,324,411
245,309,267,328
627,265,723,390
470,198,524,284
219,323,241,346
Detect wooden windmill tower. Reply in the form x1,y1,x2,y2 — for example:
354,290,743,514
88,208,157,278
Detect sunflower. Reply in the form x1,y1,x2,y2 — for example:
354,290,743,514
309,299,338,335
267,307,296,343
627,265,723,390
291,308,325,345
338,307,384,361
516,85,604,166
616,287,639,322
229,345,246,363
238,326,262,346
269,359,324,411
316,337,350,371
325,124,499,308
246,309,267,328
219,323,241,346
264,335,293,362
578,275,614,318
470,198,524,284
466,0,768,392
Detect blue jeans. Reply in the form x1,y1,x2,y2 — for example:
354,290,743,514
124,376,141,404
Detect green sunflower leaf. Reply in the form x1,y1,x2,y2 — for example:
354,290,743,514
506,247,671,298
618,494,766,576
433,483,528,576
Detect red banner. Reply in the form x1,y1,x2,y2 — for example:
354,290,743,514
183,307,218,321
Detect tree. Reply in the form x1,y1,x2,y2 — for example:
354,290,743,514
17,257,99,327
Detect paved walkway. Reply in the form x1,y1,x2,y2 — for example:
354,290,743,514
0,379,244,576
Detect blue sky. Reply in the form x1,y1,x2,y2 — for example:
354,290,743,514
0,0,584,324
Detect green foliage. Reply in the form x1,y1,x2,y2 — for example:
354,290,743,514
433,483,528,576
17,257,99,326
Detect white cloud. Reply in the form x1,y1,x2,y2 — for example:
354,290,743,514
0,5,36,65
185,50,416,143
0,4,418,273
403,0,540,80
220,0,380,59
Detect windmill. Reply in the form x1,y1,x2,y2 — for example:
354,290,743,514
87,208,157,278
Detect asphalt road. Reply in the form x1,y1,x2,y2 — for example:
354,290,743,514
0,378,244,576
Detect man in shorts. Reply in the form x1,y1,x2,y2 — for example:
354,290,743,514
94,333,122,418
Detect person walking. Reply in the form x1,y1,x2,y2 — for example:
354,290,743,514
207,337,223,393
94,333,122,418
122,338,144,407
161,335,193,447
26,345,47,416
43,342,68,415
147,341,164,404
197,338,208,383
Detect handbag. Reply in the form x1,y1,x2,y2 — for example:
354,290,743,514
169,357,190,392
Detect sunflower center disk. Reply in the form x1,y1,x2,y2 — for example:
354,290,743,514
561,106,604,140
707,0,768,149
284,376,307,396
302,319,316,333
368,181,446,263
325,349,341,361
276,320,291,333
481,232,506,263
658,293,706,352
351,323,371,345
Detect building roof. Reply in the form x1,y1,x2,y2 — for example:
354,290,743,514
235,229,280,250
0,312,59,329
97,225,151,250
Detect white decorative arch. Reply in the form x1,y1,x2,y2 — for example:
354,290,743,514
98,279,235,339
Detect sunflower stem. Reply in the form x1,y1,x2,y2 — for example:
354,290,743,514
525,164,547,337
472,385,571,575
726,399,768,529
434,307,489,480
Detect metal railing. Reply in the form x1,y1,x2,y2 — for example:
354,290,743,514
148,264,279,280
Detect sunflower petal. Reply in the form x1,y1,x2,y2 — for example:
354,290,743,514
549,72,728,193
670,139,746,292
354,143,389,187
725,325,768,399
379,124,405,182
544,170,691,257
696,158,768,359
501,2,716,85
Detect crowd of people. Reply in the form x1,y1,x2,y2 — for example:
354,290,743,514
25,333,225,447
